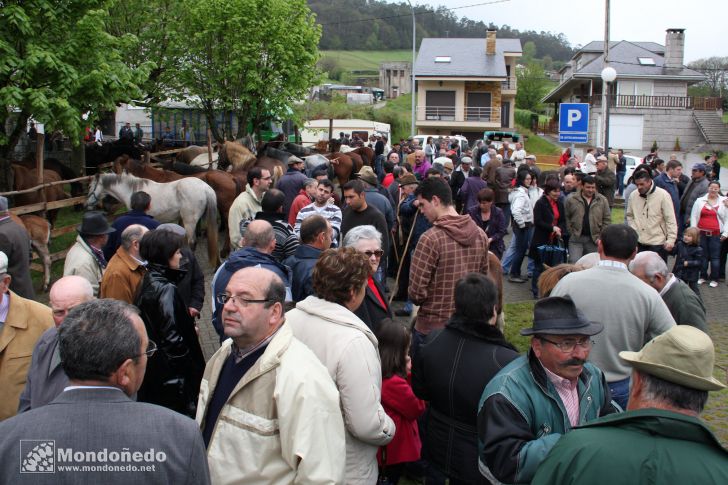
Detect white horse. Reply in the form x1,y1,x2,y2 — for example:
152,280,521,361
86,173,220,267
190,152,219,170
304,154,330,174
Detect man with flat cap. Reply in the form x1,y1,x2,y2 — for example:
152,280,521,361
63,211,115,296
533,325,728,484
477,296,617,484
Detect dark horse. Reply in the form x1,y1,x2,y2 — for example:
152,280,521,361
15,154,84,200
85,139,144,174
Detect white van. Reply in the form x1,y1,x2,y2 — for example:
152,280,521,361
413,134,470,153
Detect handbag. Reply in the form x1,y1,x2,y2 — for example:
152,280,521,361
537,236,567,267
377,446,395,485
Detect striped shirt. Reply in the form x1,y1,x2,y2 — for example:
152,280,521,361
294,202,342,244
544,366,580,427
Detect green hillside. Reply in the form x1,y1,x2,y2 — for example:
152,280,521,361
321,50,413,72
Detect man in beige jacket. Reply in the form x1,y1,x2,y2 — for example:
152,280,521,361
627,168,678,262
197,267,345,484
0,251,53,420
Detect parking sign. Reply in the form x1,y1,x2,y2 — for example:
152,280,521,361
558,103,589,143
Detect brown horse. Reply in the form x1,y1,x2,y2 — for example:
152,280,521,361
217,141,256,172
114,156,183,183
9,213,52,292
349,146,374,167
11,164,68,227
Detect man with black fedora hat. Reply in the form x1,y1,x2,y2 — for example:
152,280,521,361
477,296,617,485
533,325,728,484
63,211,116,296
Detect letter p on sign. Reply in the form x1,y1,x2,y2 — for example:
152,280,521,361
567,110,581,127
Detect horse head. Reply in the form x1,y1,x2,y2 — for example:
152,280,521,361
85,173,104,210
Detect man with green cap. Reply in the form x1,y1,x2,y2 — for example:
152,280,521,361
532,325,728,484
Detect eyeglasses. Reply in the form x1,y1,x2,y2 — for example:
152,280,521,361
363,249,384,258
260,176,272,181
141,340,157,358
216,293,272,308
539,336,594,353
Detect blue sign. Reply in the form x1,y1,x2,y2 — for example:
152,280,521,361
559,103,589,144
559,133,588,143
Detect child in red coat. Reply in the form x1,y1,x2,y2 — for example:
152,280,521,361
376,319,426,484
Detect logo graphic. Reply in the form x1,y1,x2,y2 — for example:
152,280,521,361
20,440,55,473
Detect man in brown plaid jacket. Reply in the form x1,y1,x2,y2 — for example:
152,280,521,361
408,177,490,353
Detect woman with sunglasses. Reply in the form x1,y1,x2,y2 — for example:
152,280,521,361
343,225,393,333
134,229,205,418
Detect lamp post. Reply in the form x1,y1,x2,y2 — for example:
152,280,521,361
601,66,617,151
407,0,416,137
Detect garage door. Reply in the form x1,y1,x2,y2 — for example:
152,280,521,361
609,114,643,150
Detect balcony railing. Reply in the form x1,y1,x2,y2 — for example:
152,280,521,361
501,77,517,90
585,95,723,110
418,106,501,123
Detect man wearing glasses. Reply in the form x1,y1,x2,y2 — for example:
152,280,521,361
0,299,211,484
228,166,273,249
198,267,345,483
477,296,617,485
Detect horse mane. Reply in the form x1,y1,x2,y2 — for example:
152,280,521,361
224,141,256,172
101,172,149,193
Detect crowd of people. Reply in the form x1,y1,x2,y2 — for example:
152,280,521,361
0,133,727,484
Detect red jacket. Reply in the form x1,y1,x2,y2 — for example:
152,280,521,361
377,374,426,465
288,190,312,226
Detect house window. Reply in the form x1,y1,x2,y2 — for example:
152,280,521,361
617,80,653,107
466,92,492,121
435,56,451,63
638,57,656,65
425,91,456,120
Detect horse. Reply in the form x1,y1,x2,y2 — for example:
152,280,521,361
282,142,314,158
190,152,219,170
115,156,244,257
15,154,84,200
349,146,374,166
86,173,220,267
11,164,68,227
85,139,143,174
217,141,256,172
176,145,208,164
9,213,52,292
304,154,331,174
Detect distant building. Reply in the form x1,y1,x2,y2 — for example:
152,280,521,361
379,62,412,99
543,28,727,151
414,30,521,142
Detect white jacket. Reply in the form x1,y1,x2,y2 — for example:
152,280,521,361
63,235,103,296
228,185,263,248
690,194,728,237
287,296,395,485
509,186,534,228
197,324,345,485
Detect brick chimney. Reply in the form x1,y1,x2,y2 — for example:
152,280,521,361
664,28,685,69
486,29,497,56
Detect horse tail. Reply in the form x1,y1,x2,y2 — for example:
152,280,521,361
204,188,221,268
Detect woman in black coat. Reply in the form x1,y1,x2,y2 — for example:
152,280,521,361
134,230,205,418
343,224,393,333
529,179,567,298
412,273,519,484
467,187,507,259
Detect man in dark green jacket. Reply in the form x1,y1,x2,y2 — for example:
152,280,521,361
532,325,728,485
477,297,617,484
629,251,707,332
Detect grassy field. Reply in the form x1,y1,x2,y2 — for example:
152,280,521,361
518,125,561,156
321,50,412,72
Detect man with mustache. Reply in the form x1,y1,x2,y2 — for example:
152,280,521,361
477,296,618,485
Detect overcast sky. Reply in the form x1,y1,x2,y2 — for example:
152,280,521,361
410,0,725,63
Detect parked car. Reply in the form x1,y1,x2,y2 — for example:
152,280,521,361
622,155,644,185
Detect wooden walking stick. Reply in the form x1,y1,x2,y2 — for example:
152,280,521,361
389,211,418,305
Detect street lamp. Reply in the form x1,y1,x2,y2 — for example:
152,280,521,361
407,0,416,137
601,66,617,150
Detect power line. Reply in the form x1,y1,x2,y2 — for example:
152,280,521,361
318,0,511,27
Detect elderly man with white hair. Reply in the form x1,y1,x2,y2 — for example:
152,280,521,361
343,225,392,333
629,251,707,332
18,275,94,413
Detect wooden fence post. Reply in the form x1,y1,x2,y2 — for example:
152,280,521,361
35,132,47,217
207,129,213,167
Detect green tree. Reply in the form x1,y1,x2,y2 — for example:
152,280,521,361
516,63,550,112
0,0,147,180
522,41,537,63
168,0,321,142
